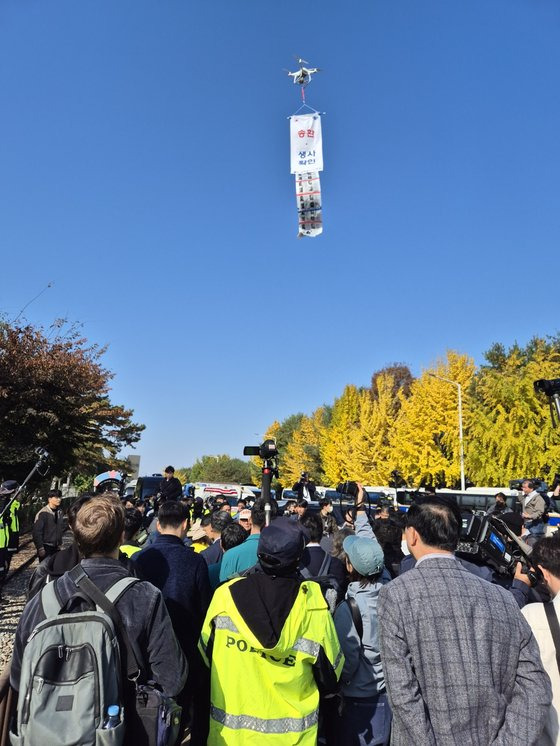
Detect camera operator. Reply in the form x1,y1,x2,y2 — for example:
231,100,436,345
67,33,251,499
518,479,547,539
485,492,513,516
400,506,533,608
292,471,316,501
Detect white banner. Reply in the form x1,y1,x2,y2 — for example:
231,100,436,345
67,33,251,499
290,114,323,174
295,171,322,238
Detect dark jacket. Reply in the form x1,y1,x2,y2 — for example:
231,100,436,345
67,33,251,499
200,539,223,566
133,534,211,662
32,505,65,550
158,477,183,502
11,557,188,697
292,479,316,500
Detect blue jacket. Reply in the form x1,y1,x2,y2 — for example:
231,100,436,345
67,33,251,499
334,579,386,697
219,533,260,582
134,534,211,661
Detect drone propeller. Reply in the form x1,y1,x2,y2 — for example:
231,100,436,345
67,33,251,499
294,55,310,65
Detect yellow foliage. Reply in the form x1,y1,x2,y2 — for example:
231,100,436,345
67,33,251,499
321,385,361,484
283,408,327,486
467,340,560,484
390,351,475,487
351,373,400,484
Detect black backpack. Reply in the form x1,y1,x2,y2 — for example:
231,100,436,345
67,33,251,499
300,553,342,613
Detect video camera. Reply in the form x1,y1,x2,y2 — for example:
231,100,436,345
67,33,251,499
243,439,278,527
243,440,279,460
534,378,560,427
457,513,541,586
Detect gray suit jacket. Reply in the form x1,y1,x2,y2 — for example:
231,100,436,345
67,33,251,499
378,556,551,746
518,490,547,521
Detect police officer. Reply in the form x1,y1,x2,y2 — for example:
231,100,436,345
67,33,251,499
2,481,21,571
0,481,18,584
199,517,344,745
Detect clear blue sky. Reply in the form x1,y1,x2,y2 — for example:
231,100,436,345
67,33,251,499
2,0,560,474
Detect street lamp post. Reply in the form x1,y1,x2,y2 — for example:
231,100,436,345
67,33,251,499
429,374,466,492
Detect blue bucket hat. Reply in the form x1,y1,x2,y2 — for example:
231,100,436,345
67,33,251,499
343,535,384,576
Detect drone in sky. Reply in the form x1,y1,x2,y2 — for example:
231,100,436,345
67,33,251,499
285,57,321,86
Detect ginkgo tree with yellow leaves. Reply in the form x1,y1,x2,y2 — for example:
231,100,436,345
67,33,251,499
259,337,560,489
390,351,475,488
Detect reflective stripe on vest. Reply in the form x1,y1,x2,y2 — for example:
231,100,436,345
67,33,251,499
292,637,320,657
210,705,318,734
214,615,239,633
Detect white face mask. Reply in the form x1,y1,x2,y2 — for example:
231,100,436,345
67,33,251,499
401,539,410,556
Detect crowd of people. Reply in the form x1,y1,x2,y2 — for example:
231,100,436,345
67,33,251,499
3,472,560,745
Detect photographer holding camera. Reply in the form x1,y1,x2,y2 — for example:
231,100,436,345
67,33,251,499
292,471,316,501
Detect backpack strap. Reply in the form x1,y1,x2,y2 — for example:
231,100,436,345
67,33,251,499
40,579,62,618
104,577,139,606
68,564,141,677
317,552,332,577
346,597,363,643
544,602,560,675
299,566,312,579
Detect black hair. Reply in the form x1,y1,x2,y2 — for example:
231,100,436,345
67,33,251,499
200,514,212,528
299,513,323,543
495,492,507,501
374,520,402,550
48,489,62,499
406,499,459,552
165,466,174,473
251,497,278,529
157,500,188,529
124,508,143,540
210,510,233,533
221,523,249,552
319,498,332,509
532,535,560,578
295,498,308,509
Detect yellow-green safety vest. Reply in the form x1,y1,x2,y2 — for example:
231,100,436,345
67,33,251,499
199,577,344,745
9,499,20,534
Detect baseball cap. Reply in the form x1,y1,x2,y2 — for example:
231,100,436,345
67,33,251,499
187,520,206,541
0,480,18,495
258,518,306,569
238,509,252,522
343,535,385,576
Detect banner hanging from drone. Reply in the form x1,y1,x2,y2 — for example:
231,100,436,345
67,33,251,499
290,114,323,173
290,113,323,238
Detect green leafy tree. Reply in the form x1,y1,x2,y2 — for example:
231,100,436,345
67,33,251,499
0,320,144,482
189,454,253,484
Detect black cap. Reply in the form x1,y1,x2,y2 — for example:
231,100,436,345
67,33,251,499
258,518,306,570
0,480,18,495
